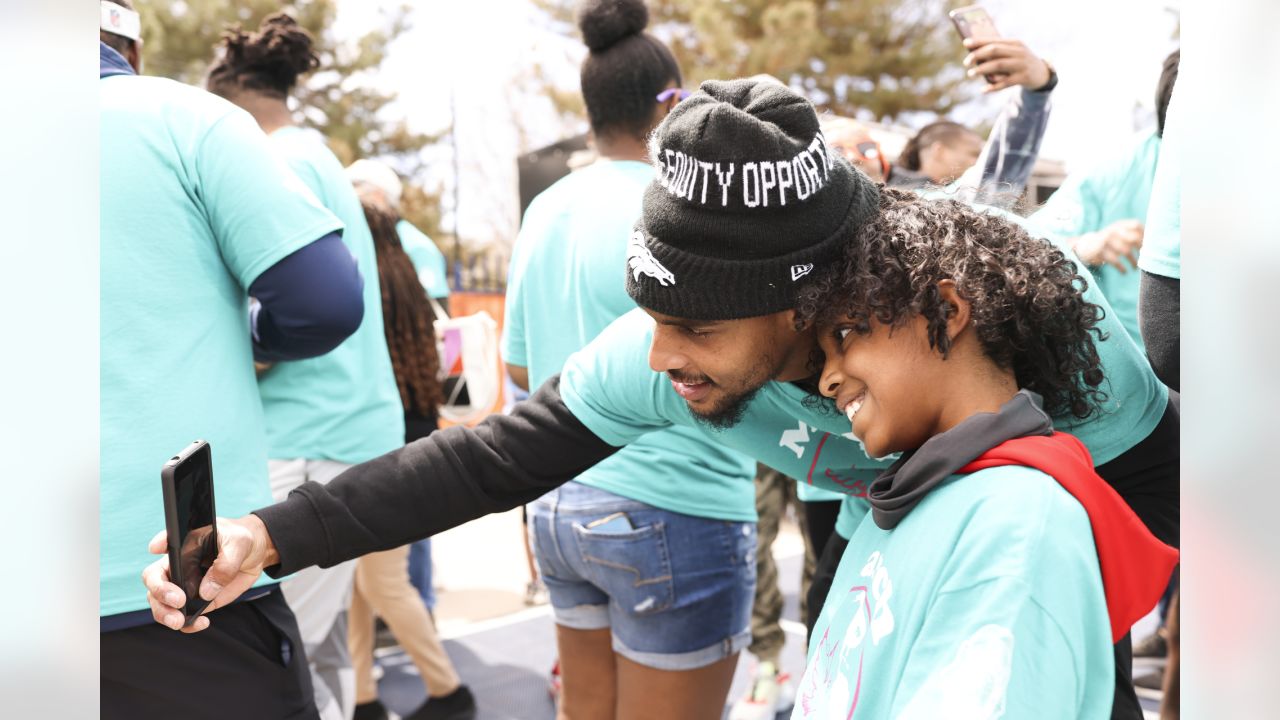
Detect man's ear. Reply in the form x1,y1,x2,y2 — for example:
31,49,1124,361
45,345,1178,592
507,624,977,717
786,308,805,332
785,308,817,334
127,39,143,74
936,280,970,341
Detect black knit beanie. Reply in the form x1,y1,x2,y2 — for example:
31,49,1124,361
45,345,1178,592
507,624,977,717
626,78,879,320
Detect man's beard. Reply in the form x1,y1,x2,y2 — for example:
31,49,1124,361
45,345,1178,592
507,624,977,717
676,352,781,431
691,381,767,430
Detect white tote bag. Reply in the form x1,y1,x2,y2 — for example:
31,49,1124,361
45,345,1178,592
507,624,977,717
429,297,501,424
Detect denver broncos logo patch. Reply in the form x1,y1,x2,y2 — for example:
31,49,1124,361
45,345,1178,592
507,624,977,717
627,231,676,287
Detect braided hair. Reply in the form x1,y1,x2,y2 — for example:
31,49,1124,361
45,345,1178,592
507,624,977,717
361,199,444,416
206,12,318,100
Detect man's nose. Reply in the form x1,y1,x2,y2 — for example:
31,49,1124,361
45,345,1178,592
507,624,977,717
648,327,688,374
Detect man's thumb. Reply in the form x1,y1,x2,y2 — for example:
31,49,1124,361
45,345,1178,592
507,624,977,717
199,532,250,601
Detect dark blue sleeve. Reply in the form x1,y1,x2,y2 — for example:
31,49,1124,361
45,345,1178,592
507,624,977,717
249,232,365,363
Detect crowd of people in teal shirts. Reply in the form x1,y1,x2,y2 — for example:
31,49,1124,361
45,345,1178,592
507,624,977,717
103,0,1182,718
102,5,473,720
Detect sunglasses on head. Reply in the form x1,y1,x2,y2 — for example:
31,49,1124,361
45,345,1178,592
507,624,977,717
656,88,692,104
842,139,890,178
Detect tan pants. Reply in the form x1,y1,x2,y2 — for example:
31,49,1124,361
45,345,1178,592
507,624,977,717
348,545,461,703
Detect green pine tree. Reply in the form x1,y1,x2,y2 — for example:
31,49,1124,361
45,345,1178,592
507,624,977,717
536,0,975,121
134,0,448,245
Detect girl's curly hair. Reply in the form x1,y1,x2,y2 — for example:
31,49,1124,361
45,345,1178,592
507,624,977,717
795,188,1108,420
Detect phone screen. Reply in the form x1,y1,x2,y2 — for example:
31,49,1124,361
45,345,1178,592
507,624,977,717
951,6,999,41
172,443,217,620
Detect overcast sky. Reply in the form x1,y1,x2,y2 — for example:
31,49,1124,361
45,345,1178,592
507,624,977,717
333,0,1180,246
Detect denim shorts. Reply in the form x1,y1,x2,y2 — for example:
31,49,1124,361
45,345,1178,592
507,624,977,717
527,481,757,670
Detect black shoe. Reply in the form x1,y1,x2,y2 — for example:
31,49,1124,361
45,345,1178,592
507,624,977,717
354,699,391,720
1133,629,1168,658
404,685,477,720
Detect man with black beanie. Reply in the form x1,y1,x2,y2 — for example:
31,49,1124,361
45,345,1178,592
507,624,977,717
143,78,1174,720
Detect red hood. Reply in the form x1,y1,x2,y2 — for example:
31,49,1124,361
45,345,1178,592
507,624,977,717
959,432,1179,643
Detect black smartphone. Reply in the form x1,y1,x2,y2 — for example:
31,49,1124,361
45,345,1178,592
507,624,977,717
160,440,218,625
949,4,1001,84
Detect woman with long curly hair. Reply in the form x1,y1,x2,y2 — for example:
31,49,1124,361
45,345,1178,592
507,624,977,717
344,192,476,720
206,13,412,720
790,190,1177,718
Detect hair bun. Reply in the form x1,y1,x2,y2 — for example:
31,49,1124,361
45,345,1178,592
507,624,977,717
577,0,649,53
254,13,318,77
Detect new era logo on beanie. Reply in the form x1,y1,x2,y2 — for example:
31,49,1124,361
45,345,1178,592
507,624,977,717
627,78,879,320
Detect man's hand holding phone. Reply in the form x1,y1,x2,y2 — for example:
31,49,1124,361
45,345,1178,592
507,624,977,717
963,38,1054,93
141,514,278,632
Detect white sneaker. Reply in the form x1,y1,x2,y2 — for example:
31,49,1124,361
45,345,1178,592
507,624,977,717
524,579,549,606
729,660,794,720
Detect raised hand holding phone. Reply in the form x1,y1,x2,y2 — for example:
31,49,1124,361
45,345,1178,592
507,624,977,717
962,37,1054,93
949,4,1001,83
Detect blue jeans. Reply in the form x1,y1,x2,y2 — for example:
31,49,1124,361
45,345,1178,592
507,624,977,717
527,481,756,671
407,539,436,611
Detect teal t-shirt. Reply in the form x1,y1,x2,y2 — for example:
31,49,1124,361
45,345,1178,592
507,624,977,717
398,219,450,299
257,127,404,464
1140,90,1181,280
1028,131,1161,348
794,466,1113,719
503,160,756,521
797,482,846,503
100,76,342,616
834,494,869,540
562,269,1168,505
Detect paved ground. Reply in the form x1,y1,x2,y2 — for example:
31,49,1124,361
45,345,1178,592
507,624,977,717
370,506,1165,719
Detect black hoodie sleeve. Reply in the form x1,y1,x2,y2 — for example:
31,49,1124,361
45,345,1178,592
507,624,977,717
253,376,619,576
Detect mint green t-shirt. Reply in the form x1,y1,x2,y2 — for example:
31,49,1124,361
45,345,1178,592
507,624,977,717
398,219,450,299
1140,90,1181,280
504,160,755,521
563,268,1167,504
834,494,869,540
795,466,1113,719
257,127,404,464
797,482,846,503
100,76,342,616
1028,131,1161,348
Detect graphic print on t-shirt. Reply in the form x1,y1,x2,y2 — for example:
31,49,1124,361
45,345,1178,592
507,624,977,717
775,420,898,499
798,550,896,718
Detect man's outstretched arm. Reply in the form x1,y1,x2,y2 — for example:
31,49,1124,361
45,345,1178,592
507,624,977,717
143,376,618,631
255,376,615,573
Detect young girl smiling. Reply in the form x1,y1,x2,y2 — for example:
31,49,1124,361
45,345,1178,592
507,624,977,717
792,189,1177,718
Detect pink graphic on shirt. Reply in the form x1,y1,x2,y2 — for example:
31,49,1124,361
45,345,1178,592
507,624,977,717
801,430,874,497
799,584,872,718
